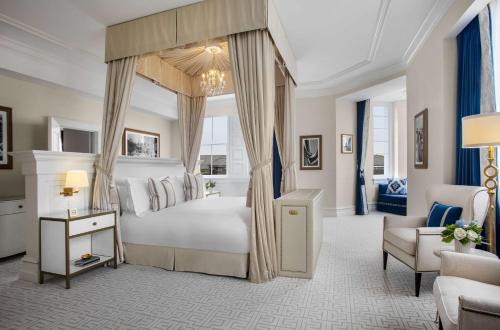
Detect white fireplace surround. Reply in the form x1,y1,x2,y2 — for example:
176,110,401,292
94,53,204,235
11,150,184,283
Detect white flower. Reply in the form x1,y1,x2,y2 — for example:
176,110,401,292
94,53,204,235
467,230,479,241
454,228,467,241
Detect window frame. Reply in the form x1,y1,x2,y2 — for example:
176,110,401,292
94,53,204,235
372,103,394,181
199,116,229,178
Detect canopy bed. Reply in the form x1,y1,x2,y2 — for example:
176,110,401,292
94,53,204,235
93,0,299,283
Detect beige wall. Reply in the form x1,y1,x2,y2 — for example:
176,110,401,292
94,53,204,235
295,95,336,211
394,100,407,178
0,73,176,198
406,0,474,215
335,99,356,210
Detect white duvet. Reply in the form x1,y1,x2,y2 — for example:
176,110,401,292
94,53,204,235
121,197,251,254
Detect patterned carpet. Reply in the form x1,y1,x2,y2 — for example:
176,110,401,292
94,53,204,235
0,213,438,329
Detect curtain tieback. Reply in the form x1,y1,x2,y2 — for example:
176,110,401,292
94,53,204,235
283,161,296,170
95,163,112,180
251,159,272,174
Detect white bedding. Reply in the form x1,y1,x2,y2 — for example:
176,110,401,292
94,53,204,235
121,197,251,254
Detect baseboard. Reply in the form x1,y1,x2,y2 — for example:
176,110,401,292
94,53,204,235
323,208,337,217
334,203,377,217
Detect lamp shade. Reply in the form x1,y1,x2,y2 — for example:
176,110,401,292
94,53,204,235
462,112,500,148
65,170,89,188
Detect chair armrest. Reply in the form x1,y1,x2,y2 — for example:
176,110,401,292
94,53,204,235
458,295,500,328
415,228,451,271
384,215,427,230
441,251,500,286
416,227,444,235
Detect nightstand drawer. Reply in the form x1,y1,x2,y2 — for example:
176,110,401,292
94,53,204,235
0,200,25,216
69,214,114,236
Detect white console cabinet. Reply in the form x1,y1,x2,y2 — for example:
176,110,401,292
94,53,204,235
275,189,323,279
0,197,26,258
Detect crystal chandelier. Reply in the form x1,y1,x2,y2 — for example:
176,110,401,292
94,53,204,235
200,45,226,96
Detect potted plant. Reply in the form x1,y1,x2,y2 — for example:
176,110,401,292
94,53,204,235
441,220,484,253
205,180,216,193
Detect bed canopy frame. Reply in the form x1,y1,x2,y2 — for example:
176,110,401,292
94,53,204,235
95,0,298,283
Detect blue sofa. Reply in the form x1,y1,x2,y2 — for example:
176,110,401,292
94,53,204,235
377,183,407,215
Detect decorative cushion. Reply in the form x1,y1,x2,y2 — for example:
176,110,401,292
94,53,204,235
117,177,151,216
427,202,463,227
386,178,407,195
148,177,177,211
184,172,205,200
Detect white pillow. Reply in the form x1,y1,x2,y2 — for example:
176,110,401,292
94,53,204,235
115,179,133,213
184,172,205,200
123,177,151,216
148,177,176,211
171,176,186,204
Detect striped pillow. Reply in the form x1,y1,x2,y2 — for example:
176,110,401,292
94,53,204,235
184,172,205,200
427,202,463,227
148,177,176,211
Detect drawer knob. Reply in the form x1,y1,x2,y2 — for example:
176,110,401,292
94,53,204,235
18,205,23,209
92,222,97,226
288,209,299,216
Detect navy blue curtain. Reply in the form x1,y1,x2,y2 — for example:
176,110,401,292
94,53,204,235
272,132,282,199
355,100,368,215
455,16,482,186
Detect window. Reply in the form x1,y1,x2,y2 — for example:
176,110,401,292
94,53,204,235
372,105,392,178
200,116,228,176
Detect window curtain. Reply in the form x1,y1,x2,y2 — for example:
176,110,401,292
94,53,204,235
455,16,482,186
272,133,282,199
178,94,207,173
355,100,370,215
275,75,297,195
229,30,278,283
92,55,137,262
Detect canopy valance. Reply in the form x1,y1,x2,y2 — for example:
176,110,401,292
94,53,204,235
105,0,297,83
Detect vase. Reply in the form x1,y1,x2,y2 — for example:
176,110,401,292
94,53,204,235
454,240,473,253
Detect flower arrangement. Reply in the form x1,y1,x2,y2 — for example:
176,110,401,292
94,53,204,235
205,180,216,192
441,220,484,253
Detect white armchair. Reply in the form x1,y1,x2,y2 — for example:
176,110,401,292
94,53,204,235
434,251,500,330
382,184,488,296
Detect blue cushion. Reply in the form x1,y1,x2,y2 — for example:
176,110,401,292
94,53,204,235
378,194,407,206
427,202,463,227
386,178,407,195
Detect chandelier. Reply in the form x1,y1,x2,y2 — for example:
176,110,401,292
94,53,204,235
200,45,226,96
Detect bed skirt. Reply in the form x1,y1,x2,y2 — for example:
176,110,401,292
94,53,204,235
123,243,249,278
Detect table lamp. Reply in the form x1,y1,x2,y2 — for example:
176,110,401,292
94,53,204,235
462,112,500,254
60,170,89,197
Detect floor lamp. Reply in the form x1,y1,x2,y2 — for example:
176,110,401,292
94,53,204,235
462,112,500,254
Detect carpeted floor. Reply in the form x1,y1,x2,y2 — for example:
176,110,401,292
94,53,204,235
0,213,438,329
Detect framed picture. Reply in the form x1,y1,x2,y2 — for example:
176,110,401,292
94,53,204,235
414,108,428,169
122,128,160,158
300,135,322,170
0,106,13,170
341,134,353,154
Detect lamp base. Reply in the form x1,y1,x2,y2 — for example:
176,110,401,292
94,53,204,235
484,146,497,255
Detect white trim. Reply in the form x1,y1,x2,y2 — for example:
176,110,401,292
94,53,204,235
334,203,377,217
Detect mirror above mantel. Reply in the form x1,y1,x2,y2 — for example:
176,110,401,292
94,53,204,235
48,117,101,154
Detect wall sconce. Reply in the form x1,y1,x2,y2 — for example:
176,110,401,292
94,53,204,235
61,170,89,197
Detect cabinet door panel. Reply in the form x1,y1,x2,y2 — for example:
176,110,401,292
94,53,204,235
281,206,307,272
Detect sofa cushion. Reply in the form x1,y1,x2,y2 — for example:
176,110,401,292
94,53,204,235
386,178,407,195
433,276,500,330
427,202,462,227
383,228,416,255
378,193,407,206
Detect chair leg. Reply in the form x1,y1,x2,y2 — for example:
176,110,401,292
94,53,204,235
415,272,422,297
383,251,388,270
438,318,443,330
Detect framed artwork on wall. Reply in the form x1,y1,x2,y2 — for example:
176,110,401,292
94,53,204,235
0,106,13,170
122,128,160,158
300,135,322,170
414,108,428,169
341,134,353,154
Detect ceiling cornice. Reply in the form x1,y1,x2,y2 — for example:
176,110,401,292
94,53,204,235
299,0,391,88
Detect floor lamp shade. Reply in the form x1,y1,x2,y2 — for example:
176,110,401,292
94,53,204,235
462,113,500,147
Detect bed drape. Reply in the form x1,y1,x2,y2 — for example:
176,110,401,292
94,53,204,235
229,30,278,283
178,94,207,173
275,75,297,195
92,55,137,262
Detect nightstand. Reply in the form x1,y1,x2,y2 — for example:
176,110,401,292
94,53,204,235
206,191,221,198
39,210,116,289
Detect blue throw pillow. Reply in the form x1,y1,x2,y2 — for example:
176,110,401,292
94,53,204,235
427,202,463,227
386,178,407,195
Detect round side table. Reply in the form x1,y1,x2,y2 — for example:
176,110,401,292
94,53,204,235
433,247,498,259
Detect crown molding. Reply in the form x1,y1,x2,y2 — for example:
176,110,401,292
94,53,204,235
299,0,391,88
402,0,455,64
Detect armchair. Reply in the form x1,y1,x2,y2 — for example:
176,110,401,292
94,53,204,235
434,251,500,330
382,184,488,296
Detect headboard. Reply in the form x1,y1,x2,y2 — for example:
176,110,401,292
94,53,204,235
114,156,185,179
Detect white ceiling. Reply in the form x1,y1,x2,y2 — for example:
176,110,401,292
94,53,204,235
0,0,454,97
340,76,406,103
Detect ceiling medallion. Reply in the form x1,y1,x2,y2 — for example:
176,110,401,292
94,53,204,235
200,45,226,96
